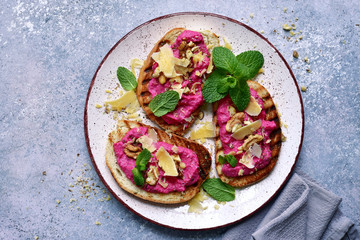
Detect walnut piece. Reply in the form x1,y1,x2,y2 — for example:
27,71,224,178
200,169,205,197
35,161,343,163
238,134,264,153
178,40,187,51
227,106,237,117
146,166,159,185
124,144,142,159
225,112,245,133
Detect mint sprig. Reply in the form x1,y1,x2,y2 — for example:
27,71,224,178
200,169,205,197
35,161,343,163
203,47,264,111
132,149,151,187
117,66,137,91
202,178,235,202
149,90,180,117
218,154,238,167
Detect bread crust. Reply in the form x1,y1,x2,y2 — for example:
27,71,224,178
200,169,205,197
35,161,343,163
214,80,282,187
105,120,212,204
136,28,219,136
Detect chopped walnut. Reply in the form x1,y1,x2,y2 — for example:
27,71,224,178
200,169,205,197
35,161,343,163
238,134,264,153
225,112,245,132
124,144,142,159
146,166,159,185
227,106,237,117
198,111,204,120
178,40,187,51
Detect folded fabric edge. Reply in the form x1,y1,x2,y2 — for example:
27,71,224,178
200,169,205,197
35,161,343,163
252,173,310,238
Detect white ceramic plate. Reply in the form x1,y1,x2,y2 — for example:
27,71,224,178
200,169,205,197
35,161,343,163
84,12,304,230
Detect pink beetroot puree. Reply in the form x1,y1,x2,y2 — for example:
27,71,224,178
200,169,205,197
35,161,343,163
217,89,277,177
113,127,200,193
148,30,211,125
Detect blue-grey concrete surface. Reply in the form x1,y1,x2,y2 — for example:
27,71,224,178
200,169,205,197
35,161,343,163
1,0,359,239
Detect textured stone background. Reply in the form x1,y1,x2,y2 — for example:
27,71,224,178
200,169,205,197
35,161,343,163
0,0,359,239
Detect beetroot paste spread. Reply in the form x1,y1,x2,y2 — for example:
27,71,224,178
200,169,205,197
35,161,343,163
113,127,200,193
217,88,277,177
148,30,211,125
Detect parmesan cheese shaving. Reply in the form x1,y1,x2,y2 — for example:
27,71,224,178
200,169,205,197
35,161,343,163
223,37,232,50
250,143,262,158
188,199,204,213
206,55,214,74
240,151,255,169
231,120,262,140
105,90,137,111
192,52,204,67
137,135,156,153
244,96,262,116
171,154,181,162
147,128,158,142
190,122,216,140
155,147,178,176
171,83,185,98
188,189,207,213
151,44,189,78
124,100,140,114
130,58,144,75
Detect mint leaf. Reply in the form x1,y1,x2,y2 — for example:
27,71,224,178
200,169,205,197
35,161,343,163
132,168,145,187
203,69,228,103
218,155,226,164
212,47,238,74
202,178,235,202
218,154,237,167
136,149,151,171
236,51,264,79
132,149,151,187
226,155,237,167
117,67,137,91
149,91,180,117
229,79,251,111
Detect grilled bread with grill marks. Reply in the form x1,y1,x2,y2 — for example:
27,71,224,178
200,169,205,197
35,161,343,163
105,120,212,204
136,28,219,136
214,81,282,187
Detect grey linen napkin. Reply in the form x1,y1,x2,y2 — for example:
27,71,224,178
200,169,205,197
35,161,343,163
222,172,358,240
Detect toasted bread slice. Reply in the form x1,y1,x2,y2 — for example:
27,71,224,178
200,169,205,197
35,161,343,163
137,28,219,136
106,120,211,204
214,80,282,187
